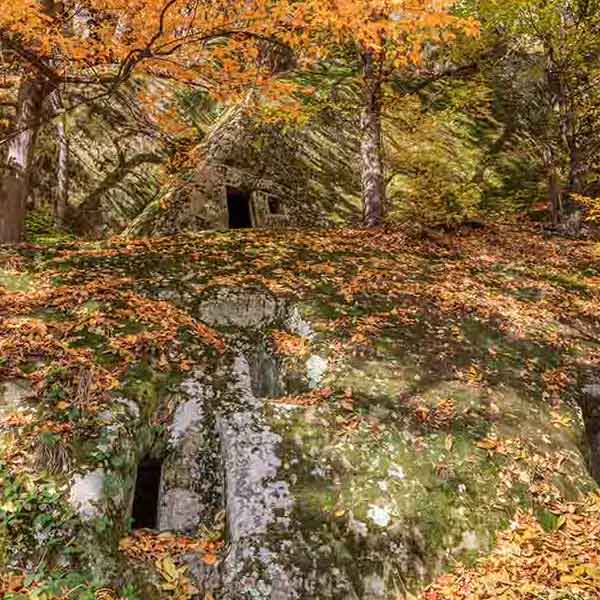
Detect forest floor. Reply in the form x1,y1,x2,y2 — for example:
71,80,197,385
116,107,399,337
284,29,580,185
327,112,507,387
1,223,600,599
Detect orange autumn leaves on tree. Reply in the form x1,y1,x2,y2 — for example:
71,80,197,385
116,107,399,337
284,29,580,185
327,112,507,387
0,0,481,244
0,0,479,123
286,0,479,66
0,1,478,85
0,0,301,243
0,0,296,92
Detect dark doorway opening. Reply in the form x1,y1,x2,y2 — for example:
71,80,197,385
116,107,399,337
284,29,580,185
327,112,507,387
227,187,253,229
268,196,282,215
131,457,162,529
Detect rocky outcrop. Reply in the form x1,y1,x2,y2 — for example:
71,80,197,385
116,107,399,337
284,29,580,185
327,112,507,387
3,287,590,599
3,227,599,600
126,106,314,237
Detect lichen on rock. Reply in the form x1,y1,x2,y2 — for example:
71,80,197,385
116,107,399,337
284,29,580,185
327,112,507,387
1,227,599,599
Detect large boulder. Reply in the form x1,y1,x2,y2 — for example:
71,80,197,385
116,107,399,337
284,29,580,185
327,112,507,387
1,227,598,599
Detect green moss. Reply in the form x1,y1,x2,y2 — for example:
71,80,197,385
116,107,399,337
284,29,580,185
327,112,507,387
2,227,599,596
0,271,34,293
24,209,70,244
268,359,594,592
119,362,184,421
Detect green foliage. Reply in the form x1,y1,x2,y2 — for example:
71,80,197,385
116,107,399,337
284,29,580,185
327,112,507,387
392,157,483,227
476,0,600,221
5,572,140,600
25,210,75,245
385,85,491,227
0,465,74,563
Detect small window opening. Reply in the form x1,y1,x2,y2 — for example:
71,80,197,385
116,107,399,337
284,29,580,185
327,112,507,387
268,196,282,215
227,187,253,229
131,457,162,529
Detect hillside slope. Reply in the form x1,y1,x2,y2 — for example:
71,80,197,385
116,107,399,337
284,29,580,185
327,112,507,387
1,225,599,599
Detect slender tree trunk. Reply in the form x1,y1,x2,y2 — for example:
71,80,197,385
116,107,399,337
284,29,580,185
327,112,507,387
56,116,69,227
360,51,385,227
0,75,48,243
542,144,563,227
562,97,583,196
51,92,69,227
0,0,55,244
549,166,562,227
544,45,568,225
568,143,584,194
544,39,585,200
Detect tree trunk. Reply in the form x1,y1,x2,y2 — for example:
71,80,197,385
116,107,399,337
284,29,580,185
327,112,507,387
544,41,585,199
360,51,385,227
549,166,562,227
0,75,48,243
51,91,69,227
0,0,56,243
568,144,584,194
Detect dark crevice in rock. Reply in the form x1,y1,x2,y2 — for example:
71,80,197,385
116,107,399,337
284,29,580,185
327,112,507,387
131,456,162,529
227,186,253,229
247,342,285,399
581,381,600,482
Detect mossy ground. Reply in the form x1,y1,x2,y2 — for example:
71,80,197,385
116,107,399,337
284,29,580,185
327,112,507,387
0,224,599,599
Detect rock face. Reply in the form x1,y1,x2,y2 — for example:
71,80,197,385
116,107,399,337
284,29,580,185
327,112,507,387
127,107,311,237
12,287,586,600
217,356,299,599
141,163,296,236
153,296,329,598
69,469,106,519
0,232,598,600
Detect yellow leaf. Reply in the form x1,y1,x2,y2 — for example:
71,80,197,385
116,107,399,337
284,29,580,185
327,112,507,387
476,438,498,450
118,537,133,550
157,556,179,581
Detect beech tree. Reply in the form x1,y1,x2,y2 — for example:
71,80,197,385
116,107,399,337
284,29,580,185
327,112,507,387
480,0,600,225
285,0,479,226
0,0,297,243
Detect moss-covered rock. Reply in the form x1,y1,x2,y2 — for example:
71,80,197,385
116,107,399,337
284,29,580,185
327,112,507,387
1,226,598,599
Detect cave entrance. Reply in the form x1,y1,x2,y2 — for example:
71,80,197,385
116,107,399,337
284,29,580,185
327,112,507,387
131,457,162,529
227,187,253,229
268,195,282,215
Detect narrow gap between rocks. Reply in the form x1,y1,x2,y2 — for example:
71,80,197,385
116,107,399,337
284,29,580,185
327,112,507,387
248,343,285,399
577,385,600,484
131,456,162,529
584,421,600,484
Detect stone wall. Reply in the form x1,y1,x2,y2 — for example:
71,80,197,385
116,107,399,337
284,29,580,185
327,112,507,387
126,102,315,236
138,164,294,236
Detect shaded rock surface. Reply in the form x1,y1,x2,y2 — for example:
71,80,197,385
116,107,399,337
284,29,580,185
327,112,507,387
46,289,594,599
2,228,599,600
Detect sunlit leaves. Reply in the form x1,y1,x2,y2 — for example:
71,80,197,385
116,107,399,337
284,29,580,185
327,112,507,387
284,0,479,73
417,493,600,600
